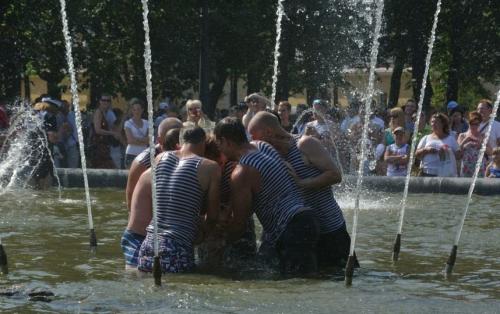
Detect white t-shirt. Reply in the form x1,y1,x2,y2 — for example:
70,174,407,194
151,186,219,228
340,116,360,133
124,119,149,156
479,120,500,149
417,134,459,176
386,143,409,176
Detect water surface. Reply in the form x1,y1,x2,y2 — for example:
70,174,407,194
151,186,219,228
1,188,499,313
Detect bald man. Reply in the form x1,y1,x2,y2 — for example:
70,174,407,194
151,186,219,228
248,111,355,269
125,117,182,210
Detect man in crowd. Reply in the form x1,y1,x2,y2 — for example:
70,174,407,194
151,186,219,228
137,127,220,273
248,112,357,269
215,117,319,275
277,100,293,132
477,99,500,149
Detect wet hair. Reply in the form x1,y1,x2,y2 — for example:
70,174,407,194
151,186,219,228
467,111,482,124
214,117,248,145
163,128,180,150
182,126,206,144
431,113,450,135
204,135,222,161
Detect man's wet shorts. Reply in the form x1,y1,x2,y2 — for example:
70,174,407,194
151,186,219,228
137,234,195,273
121,229,146,267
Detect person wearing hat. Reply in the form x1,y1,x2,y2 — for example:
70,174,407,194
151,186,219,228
384,126,409,177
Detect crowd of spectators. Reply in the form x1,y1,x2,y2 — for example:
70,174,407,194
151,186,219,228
0,93,499,179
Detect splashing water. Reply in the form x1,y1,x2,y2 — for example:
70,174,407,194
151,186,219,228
141,0,160,279
0,102,61,195
349,0,384,257
394,0,442,261
59,0,95,235
270,0,285,108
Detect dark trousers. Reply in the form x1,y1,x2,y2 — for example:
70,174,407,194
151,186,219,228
276,210,320,276
317,224,359,269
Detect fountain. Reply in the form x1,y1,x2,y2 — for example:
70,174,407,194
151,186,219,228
345,0,385,286
270,0,285,108
1,0,500,312
141,0,162,286
59,0,97,248
393,0,442,262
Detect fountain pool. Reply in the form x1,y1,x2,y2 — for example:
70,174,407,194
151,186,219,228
0,188,498,312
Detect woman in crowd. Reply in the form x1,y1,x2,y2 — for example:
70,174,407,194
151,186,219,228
449,106,469,138
415,113,461,177
485,147,500,178
91,94,117,169
124,100,148,169
183,99,215,130
457,112,491,177
384,107,408,146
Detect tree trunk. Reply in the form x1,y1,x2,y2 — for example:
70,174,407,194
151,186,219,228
199,0,210,108
388,51,405,108
230,70,238,107
246,67,261,94
445,5,462,103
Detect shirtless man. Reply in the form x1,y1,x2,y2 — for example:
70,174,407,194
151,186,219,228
248,111,355,269
137,127,220,273
125,117,182,210
214,117,319,275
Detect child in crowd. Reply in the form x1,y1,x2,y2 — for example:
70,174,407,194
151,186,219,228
384,126,409,177
485,147,500,178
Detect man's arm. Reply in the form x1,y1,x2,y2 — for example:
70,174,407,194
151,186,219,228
226,165,259,242
126,160,147,211
297,135,342,188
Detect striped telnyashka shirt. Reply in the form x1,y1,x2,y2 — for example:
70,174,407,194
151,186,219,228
239,141,304,245
285,135,345,233
146,152,203,249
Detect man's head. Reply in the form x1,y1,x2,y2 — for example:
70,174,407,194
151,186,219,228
214,117,248,160
245,93,269,112
182,126,206,146
157,117,183,151
277,101,291,123
392,126,406,145
248,111,283,143
162,128,181,151
477,99,493,122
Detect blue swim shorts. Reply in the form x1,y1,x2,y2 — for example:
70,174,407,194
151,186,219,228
121,229,146,267
137,234,195,273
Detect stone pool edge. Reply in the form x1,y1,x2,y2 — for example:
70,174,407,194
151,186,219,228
55,168,500,195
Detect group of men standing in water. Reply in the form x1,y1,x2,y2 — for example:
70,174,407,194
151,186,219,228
122,100,356,276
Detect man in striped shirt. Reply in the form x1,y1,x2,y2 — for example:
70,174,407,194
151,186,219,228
248,111,356,269
215,117,320,275
137,127,221,273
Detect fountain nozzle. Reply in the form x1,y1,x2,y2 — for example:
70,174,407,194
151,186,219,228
89,228,97,248
0,243,8,275
153,255,162,286
445,245,458,276
392,233,401,261
344,255,356,287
